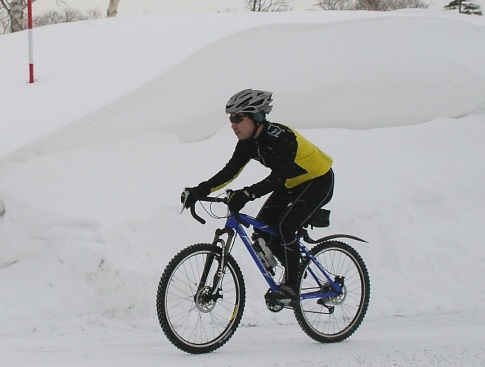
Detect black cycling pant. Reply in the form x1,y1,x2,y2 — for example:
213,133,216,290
255,168,334,288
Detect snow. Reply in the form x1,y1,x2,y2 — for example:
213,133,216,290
1,8,485,366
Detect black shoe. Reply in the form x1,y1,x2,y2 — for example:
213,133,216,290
273,284,298,306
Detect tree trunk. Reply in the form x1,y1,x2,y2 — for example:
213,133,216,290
0,199,5,218
10,0,24,32
107,0,120,17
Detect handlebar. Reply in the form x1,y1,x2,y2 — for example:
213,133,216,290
190,196,226,224
182,194,248,227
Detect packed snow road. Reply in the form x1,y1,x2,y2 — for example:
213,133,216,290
2,312,483,367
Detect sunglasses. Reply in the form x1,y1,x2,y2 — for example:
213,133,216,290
229,114,246,124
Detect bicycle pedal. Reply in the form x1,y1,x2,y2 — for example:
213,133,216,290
264,291,282,312
265,288,298,307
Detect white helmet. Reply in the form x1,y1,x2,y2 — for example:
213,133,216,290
225,89,273,115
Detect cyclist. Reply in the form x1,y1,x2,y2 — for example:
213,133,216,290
182,89,334,305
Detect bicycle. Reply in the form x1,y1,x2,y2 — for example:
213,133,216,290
156,193,370,354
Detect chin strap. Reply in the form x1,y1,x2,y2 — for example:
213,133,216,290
249,122,259,139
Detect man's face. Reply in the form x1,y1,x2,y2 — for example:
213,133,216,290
229,114,255,140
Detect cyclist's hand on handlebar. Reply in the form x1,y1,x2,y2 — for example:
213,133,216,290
181,184,211,209
227,189,251,212
180,189,195,209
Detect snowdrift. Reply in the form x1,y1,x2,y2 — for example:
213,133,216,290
1,10,485,335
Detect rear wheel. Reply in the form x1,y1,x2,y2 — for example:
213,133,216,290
294,241,370,343
156,243,245,354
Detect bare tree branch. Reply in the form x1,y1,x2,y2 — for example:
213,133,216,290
1,0,102,34
245,0,293,12
315,0,427,10
0,0,11,11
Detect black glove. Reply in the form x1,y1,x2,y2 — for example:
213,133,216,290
227,189,251,212
181,184,211,209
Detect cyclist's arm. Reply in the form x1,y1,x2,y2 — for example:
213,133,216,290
200,144,250,194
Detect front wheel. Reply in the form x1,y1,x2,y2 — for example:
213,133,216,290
156,243,245,354
294,241,370,343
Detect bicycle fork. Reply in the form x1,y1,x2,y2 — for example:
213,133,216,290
208,224,279,293
194,228,235,304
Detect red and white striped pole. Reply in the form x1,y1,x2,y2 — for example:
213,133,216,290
27,0,34,83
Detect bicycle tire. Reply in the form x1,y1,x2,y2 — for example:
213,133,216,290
294,240,370,343
156,243,245,354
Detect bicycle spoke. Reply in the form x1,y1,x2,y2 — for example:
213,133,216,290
295,241,370,343
156,244,245,354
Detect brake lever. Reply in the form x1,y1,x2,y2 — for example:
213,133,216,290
180,189,189,214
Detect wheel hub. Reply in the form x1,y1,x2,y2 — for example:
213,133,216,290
194,286,217,313
327,284,347,305
318,277,347,306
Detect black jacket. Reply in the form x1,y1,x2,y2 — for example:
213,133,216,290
201,122,332,198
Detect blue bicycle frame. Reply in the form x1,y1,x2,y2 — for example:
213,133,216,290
223,211,344,301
